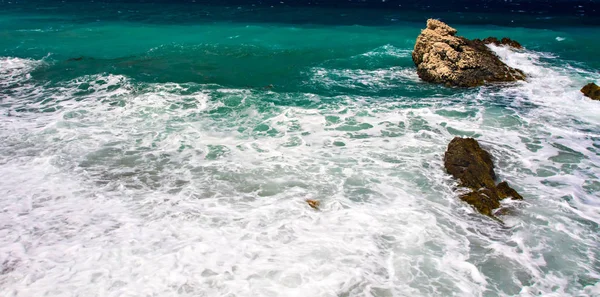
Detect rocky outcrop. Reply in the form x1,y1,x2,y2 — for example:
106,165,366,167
581,83,600,100
444,137,523,217
412,19,526,87
480,37,523,49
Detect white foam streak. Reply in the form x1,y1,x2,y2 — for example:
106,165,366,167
310,67,420,89
360,44,413,58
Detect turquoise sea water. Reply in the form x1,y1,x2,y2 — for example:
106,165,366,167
1,1,600,296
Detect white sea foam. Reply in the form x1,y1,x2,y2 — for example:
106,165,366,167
0,49,599,297
360,44,413,58
310,66,420,90
0,57,43,75
0,57,45,96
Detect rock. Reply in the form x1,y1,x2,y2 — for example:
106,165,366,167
444,137,524,217
459,189,500,217
480,37,523,49
306,199,320,210
412,19,526,87
496,181,524,200
67,56,85,62
444,137,496,190
581,83,600,100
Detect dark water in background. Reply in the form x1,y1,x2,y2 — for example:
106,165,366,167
1,1,600,296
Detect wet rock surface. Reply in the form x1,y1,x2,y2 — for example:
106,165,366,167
412,19,526,87
581,82,600,100
480,37,523,49
444,137,523,217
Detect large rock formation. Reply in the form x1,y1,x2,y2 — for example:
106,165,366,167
581,83,600,100
444,137,523,217
412,19,526,87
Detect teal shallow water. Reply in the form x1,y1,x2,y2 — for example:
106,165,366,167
1,2,600,297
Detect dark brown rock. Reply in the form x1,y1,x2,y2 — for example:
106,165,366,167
581,83,600,100
412,19,526,87
480,37,523,49
496,181,524,200
444,137,524,217
444,137,496,190
459,189,501,217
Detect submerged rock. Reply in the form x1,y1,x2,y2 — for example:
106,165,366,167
66,56,92,62
444,137,523,217
306,199,320,210
412,19,526,87
581,83,600,100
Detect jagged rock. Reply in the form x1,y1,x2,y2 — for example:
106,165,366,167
581,83,600,100
444,137,524,217
480,37,523,49
412,19,526,87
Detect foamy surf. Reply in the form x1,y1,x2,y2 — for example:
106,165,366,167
0,57,46,100
0,32,599,297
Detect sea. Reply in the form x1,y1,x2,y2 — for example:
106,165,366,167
1,0,600,296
